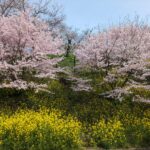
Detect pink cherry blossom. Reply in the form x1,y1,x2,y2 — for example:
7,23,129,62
0,11,64,90
75,24,150,100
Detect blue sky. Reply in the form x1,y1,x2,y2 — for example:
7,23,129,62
56,0,150,30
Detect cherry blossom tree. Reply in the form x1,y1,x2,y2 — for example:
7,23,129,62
0,0,64,31
0,0,27,16
0,11,64,90
75,23,150,101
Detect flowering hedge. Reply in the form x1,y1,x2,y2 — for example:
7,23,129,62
0,109,82,150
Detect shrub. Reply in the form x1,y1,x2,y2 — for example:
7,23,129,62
0,109,82,150
122,114,150,147
90,119,126,149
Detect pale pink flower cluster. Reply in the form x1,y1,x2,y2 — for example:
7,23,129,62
76,25,150,70
0,12,64,89
75,24,150,100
